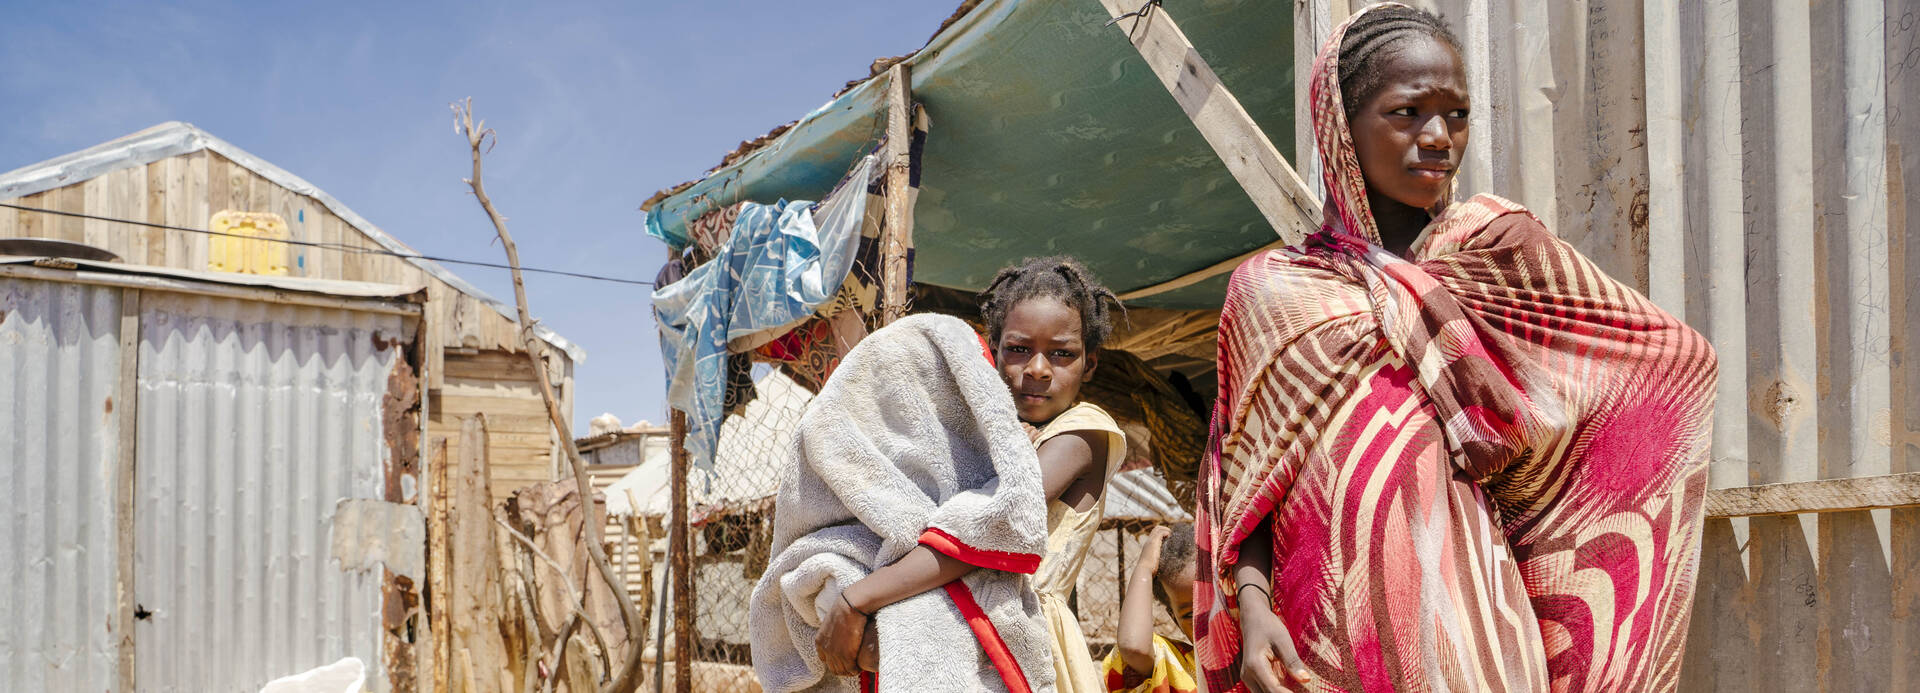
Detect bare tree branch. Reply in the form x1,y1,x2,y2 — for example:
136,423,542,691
541,615,583,693
496,515,615,678
454,98,646,693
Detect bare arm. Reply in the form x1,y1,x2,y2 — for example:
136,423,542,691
1235,522,1311,692
1117,525,1172,674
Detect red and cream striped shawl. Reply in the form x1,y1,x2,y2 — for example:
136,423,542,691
1192,5,1716,692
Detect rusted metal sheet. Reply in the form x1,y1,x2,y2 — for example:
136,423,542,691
133,292,416,692
0,277,124,692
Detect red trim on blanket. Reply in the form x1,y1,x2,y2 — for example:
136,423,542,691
860,671,877,693
942,580,1034,693
918,528,1041,574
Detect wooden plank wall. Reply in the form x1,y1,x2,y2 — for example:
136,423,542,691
431,350,562,507
0,148,576,505
0,150,533,357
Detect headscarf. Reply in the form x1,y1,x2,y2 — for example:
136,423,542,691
1193,4,1716,690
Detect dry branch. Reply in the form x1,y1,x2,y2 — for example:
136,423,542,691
454,98,647,693
496,515,615,678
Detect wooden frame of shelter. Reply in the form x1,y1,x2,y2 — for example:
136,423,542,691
645,1,1920,690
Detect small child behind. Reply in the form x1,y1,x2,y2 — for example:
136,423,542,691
1102,522,1199,693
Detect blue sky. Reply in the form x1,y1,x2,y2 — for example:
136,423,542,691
0,0,958,434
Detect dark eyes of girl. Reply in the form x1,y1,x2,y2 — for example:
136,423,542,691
1052,350,1076,359
1389,106,1470,118
1006,345,1030,354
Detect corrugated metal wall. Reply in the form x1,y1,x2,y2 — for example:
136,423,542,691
134,292,409,692
0,277,124,692
1294,0,1919,688
3,272,421,692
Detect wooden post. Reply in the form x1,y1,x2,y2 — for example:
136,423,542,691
879,62,915,326
669,410,693,693
428,438,452,693
114,288,140,693
1097,0,1321,243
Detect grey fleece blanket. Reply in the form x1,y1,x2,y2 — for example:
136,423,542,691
749,314,1054,693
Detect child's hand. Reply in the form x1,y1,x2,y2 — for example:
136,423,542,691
857,618,879,672
814,590,869,676
1139,525,1171,568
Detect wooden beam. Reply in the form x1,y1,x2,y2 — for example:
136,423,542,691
880,62,916,325
113,288,140,693
1116,238,1289,301
1705,472,1920,518
1099,0,1321,247
427,437,452,693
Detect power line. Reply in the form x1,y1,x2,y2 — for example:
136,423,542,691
0,201,655,287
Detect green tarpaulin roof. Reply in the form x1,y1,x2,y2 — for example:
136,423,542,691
644,0,1297,310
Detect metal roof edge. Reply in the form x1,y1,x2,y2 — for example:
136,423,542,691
0,255,427,316
0,122,587,364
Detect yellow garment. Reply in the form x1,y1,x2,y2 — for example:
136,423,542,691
1029,402,1127,693
1099,635,1199,693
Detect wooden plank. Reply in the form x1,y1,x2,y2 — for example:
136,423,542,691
16,191,46,240
450,416,510,693
81,174,113,253
427,437,452,693
879,62,914,326
53,181,85,242
144,161,168,265
1706,473,1920,518
437,377,540,400
269,183,303,276
246,165,270,217
442,350,539,381
184,152,209,271
434,394,550,419
114,288,140,693
116,167,149,265
162,156,190,268
0,192,17,239
1098,0,1320,245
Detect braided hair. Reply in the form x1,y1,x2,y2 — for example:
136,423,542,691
1338,5,1463,120
978,256,1122,352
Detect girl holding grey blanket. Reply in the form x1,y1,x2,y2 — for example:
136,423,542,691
811,256,1129,692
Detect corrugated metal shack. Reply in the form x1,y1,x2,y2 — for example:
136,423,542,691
0,256,425,692
640,0,1920,690
0,124,592,692
0,122,587,509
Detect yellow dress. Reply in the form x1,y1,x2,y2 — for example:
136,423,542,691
1098,635,1199,693
1030,402,1128,693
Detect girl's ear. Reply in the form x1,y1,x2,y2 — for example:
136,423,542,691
1085,349,1099,377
